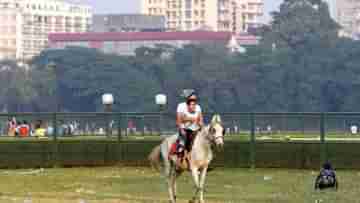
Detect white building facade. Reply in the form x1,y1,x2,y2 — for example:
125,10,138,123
0,0,92,60
141,0,263,33
333,0,360,39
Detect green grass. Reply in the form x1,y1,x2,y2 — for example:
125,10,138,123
0,167,357,203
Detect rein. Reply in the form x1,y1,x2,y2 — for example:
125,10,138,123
203,125,223,145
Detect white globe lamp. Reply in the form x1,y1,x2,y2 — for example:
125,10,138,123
155,94,167,136
155,94,167,107
102,93,114,113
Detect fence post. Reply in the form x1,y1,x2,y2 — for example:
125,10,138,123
159,112,163,136
142,116,145,136
53,113,58,142
52,112,59,167
320,113,327,165
250,113,256,169
301,113,305,135
117,113,122,143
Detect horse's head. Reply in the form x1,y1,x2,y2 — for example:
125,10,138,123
207,114,224,149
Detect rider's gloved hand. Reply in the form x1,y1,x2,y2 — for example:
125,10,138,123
179,128,186,136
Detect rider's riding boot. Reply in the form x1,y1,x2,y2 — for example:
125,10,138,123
176,145,185,170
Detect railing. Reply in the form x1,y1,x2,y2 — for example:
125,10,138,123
1,112,360,168
3,112,360,140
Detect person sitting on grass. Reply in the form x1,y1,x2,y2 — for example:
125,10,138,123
315,162,338,190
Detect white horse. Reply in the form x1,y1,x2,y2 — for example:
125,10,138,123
148,114,224,203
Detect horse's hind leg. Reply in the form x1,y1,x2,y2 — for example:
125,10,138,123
171,169,179,201
163,156,176,203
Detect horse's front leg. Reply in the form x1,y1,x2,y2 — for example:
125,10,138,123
190,167,200,203
167,175,176,203
199,166,208,203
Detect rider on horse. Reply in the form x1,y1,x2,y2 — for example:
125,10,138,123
176,89,204,160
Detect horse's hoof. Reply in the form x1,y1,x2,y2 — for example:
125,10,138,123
188,200,195,203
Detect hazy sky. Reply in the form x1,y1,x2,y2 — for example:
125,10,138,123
88,0,283,23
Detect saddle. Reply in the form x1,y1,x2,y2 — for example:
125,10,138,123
169,130,198,171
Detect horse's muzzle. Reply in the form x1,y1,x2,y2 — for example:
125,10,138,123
216,143,224,151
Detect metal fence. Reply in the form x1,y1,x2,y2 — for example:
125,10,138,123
2,112,360,138
1,112,360,168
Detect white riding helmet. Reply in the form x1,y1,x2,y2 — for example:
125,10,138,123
181,89,196,99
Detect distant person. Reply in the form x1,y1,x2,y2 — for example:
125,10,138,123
267,125,272,135
15,121,21,137
351,125,358,135
234,125,239,134
7,117,16,137
19,121,30,137
315,162,338,190
69,123,75,135
34,121,46,138
127,120,136,135
47,124,54,136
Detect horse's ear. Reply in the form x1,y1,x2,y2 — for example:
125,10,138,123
211,114,222,125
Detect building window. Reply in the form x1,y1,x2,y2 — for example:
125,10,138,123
185,0,192,9
186,11,192,18
248,14,254,21
194,10,199,16
186,22,191,29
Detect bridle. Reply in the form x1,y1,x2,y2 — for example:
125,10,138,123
205,124,224,145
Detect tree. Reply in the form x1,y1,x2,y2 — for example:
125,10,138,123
32,47,162,112
0,60,37,112
262,0,339,50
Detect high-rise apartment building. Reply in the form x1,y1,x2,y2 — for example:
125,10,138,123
324,0,337,20
141,0,263,33
92,14,166,32
0,0,92,61
335,0,360,38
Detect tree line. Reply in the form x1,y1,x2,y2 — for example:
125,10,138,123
2,0,360,113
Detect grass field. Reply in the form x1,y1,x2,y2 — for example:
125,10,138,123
0,167,358,203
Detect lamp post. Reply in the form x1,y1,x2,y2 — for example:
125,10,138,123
47,61,58,112
155,94,167,136
17,61,29,112
102,93,114,137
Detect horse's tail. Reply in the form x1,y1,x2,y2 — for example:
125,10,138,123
148,145,162,171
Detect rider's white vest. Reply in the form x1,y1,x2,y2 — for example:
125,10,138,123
176,102,202,129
